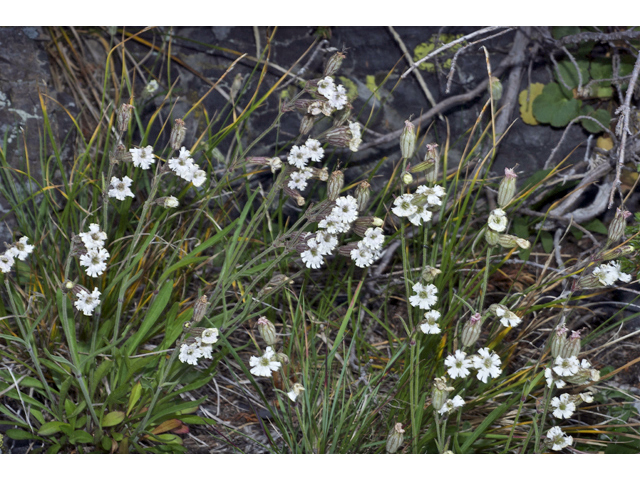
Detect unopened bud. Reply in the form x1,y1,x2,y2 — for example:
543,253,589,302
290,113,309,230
560,330,581,358
410,158,436,173
431,377,454,411
257,316,277,347
565,367,599,385
155,196,179,208
323,125,351,148
114,143,132,164
402,172,413,185
353,216,377,236
355,181,371,212
283,186,305,206
276,352,289,365
385,423,405,454
602,245,634,261
608,207,631,245
71,284,90,298
498,168,518,208
424,144,440,183
328,170,344,201
461,313,482,347
400,120,416,159
308,166,329,181
497,234,530,250
170,119,187,150
192,295,209,325
117,103,134,133
576,274,602,290
62,281,75,293
337,242,358,257
485,229,500,246
300,114,315,135
421,266,442,283
324,51,346,77
550,324,568,358
333,104,352,127
258,273,293,297
489,76,503,102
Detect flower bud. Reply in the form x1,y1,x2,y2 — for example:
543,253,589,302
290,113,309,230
431,377,454,411
608,207,631,245
410,158,436,173
155,196,179,208
337,242,358,257
564,367,599,385
484,228,500,246
257,316,277,347
276,351,289,365
333,104,352,127
550,323,568,358
258,273,293,297
62,281,75,293
170,118,187,150
287,382,305,401
300,114,315,135
602,245,635,261
402,172,413,185
114,143,132,164
323,126,352,148
560,330,581,358
400,120,416,159
308,166,329,181
497,234,530,250
71,284,90,298
327,170,344,201
498,168,517,208
424,144,440,183
421,266,442,283
385,423,405,454
324,51,346,77
117,103,134,133
283,186,305,206
576,274,602,290
355,181,371,212
192,295,209,325
352,216,379,236
461,313,482,347
489,76,503,102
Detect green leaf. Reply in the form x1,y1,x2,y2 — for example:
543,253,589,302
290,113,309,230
532,83,581,127
583,218,608,235
127,381,143,416
5,429,41,441
101,411,125,427
540,230,554,253
556,59,590,90
460,402,511,453
69,430,94,444
159,304,190,351
124,279,173,355
580,107,611,133
38,421,71,436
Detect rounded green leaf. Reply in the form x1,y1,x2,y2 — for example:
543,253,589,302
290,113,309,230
38,421,70,436
580,108,611,133
101,411,125,427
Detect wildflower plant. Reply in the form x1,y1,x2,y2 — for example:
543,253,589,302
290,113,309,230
0,32,636,456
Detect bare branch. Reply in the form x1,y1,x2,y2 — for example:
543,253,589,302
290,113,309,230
558,28,640,46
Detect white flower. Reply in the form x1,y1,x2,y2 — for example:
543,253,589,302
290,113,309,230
287,383,305,402
392,194,418,217
408,282,438,310
249,346,281,377
551,393,576,419
488,208,508,232
130,145,155,170
305,138,324,162
164,196,179,208
74,287,101,316
580,359,591,369
362,227,385,250
179,343,202,366
546,426,573,451
316,231,338,255
318,215,350,234
79,247,110,277
351,244,375,268
168,148,194,178
108,176,135,201
0,253,15,273
473,348,503,383
198,342,213,360
408,204,433,226
301,239,324,269
445,350,472,379
553,356,580,377
7,237,35,261
592,264,618,286
328,85,348,110
495,306,521,328
334,196,358,224
179,162,199,182
438,395,465,415
287,145,310,169
317,76,335,98
201,328,219,345
79,224,107,250
348,121,362,152
191,169,207,187
417,185,445,207
420,310,441,334
288,170,310,191
144,80,159,95
545,367,566,388
607,261,631,283
579,392,594,403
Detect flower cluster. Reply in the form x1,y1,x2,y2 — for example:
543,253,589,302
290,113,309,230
0,237,34,274
316,76,348,112
410,280,442,334
168,147,207,187
444,348,503,383
392,185,445,226
178,328,220,365
78,224,109,278
286,139,326,192
546,356,599,388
